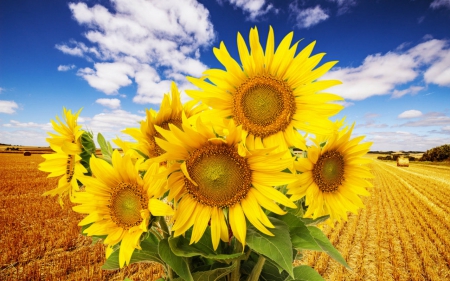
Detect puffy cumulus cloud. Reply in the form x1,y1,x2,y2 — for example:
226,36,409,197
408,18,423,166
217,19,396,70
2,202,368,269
95,98,121,109
0,100,19,114
77,62,135,94
398,110,423,119
430,0,450,9
323,39,450,100
219,0,276,20
85,109,145,142
57,64,76,71
58,0,215,103
289,3,329,29
423,49,450,86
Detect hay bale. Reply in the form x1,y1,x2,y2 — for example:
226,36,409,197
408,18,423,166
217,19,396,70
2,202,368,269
397,157,409,167
23,151,31,156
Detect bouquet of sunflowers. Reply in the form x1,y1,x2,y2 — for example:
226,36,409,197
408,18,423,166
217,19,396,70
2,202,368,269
39,27,373,281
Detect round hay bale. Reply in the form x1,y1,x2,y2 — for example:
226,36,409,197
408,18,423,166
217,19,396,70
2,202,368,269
23,151,31,156
397,156,409,167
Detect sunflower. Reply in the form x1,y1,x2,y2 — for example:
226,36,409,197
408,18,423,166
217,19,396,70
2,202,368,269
287,124,373,222
116,82,206,160
153,117,297,249
186,26,344,153
72,150,174,268
39,108,87,206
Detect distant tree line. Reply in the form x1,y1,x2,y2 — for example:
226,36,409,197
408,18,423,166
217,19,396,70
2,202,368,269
420,144,450,162
5,147,20,151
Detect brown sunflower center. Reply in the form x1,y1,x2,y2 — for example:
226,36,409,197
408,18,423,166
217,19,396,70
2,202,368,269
312,150,345,193
233,75,296,138
109,182,148,230
66,155,75,183
185,144,252,208
153,118,183,157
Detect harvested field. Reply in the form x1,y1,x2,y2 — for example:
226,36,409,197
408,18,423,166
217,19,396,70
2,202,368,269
299,159,450,280
1,153,449,280
0,154,164,281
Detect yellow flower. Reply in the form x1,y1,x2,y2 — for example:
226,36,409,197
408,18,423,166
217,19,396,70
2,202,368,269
288,124,374,222
72,150,173,268
187,26,343,153
116,82,206,160
39,108,87,206
154,117,297,249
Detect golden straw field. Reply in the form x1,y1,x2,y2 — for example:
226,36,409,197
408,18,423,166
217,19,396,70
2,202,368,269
1,152,450,280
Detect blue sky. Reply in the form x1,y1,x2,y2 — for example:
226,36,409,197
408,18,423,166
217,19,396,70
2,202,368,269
1,0,449,151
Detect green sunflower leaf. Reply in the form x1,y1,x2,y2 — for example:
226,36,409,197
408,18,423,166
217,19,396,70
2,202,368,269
284,265,325,281
159,238,193,281
241,254,289,281
80,131,96,176
102,232,163,270
307,226,350,269
272,213,320,251
173,263,236,281
168,228,244,262
97,133,113,163
245,217,294,277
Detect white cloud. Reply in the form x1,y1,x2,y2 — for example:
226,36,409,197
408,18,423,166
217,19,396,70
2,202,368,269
323,39,450,100
392,85,424,98
95,98,121,109
329,0,357,15
289,4,329,28
366,130,450,151
398,112,450,127
85,110,144,142
423,48,450,86
77,62,135,94
0,87,4,94
57,64,76,71
398,110,423,119
430,0,450,9
57,0,215,103
3,120,52,131
0,100,19,114
219,0,276,20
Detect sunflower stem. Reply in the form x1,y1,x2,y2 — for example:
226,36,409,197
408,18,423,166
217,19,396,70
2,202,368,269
159,216,171,238
246,254,265,281
230,240,243,281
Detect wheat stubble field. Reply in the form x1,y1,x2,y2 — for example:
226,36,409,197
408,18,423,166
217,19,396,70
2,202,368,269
1,152,449,280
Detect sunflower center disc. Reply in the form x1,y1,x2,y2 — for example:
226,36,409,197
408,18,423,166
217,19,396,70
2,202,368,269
233,75,296,138
110,183,147,229
312,150,345,193
186,144,252,208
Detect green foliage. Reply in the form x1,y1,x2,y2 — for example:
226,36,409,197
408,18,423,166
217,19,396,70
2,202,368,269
80,131,96,176
169,228,244,262
420,144,450,162
159,238,194,281
288,265,325,281
97,133,113,164
246,217,294,277
102,232,163,270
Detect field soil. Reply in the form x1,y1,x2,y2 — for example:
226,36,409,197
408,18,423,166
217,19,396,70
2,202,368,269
1,153,449,280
